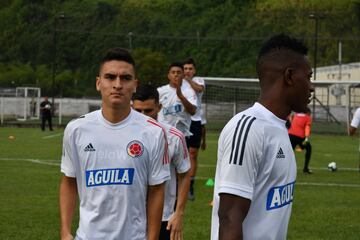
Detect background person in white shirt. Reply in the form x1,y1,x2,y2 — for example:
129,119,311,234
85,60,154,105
183,58,205,200
349,107,360,136
211,34,314,240
59,48,170,240
132,84,191,240
157,62,197,137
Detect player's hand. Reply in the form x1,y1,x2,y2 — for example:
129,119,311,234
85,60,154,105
201,141,206,151
302,138,309,146
167,212,183,240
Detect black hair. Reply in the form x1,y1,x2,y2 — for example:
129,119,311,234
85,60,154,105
99,47,135,70
183,58,196,67
168,62,184,71
132,84,159,103
256,34,308,76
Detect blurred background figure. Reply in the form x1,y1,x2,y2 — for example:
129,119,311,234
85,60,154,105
349,107,360,136
40,96,53,131
288,107,312,174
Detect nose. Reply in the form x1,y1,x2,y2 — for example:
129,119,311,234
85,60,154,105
309,82,315,92
113,78,122,89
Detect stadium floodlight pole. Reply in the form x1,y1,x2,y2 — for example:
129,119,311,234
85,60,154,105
128,32,133,51
51,13,65,115
309,13,322,120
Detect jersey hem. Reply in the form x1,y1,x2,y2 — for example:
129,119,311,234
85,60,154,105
218,184,253,200
149,175,171,186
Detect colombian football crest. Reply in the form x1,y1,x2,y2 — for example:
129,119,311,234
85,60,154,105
127,140,144,158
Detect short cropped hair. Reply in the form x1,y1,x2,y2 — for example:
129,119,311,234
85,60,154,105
99,47,135,71
183,58,196,67
132,84,159,103
256,34,308,77
168,62,184,71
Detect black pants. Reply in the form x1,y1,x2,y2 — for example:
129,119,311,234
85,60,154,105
41,115,53,131
289,134,312,171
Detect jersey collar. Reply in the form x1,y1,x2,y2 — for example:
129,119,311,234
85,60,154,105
97,109,133,129
253,102,286,129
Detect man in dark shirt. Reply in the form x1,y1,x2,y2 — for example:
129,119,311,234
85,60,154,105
40,96,53,131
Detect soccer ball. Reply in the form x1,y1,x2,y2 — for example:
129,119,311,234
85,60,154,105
328,162,337,172
45,104,51,109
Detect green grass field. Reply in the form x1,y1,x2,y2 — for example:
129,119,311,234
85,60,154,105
0,127,359,239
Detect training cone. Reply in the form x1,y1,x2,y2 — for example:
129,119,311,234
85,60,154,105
8,135,15,140
205,178,214,187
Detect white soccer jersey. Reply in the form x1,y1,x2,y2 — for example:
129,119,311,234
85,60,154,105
211,103,297,240
160,123,190,221
61,109,170,240
183,77,205,121
157,83,197,136
351,107,360,128
200,108,207,125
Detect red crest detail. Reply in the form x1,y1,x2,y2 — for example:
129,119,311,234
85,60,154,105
127,141,144,157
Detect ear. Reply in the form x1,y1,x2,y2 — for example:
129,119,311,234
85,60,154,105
96,76,101,92
284,67,295,86
156,103,162,114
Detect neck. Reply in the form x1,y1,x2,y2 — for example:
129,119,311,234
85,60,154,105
101,104,131,124
258,92,290,120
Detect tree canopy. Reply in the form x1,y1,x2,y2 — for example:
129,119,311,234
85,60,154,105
0,0,359,97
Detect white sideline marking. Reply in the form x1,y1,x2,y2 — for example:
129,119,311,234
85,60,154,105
42,133,63,139
199,164,360,171
0,157,60,166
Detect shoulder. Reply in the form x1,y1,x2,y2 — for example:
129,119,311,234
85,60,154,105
167,125,185,142
220,108,276,146
157,84,169,93
64,110,98,133
193,77,205,85
132,111,166,135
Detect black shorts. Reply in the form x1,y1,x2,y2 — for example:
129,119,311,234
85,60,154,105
289,134,305,149
159,221,170,240
186,120,202,149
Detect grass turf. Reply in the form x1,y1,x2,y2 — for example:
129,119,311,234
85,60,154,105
0,127,359,239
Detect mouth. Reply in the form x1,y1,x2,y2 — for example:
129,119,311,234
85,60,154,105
307,94,313,103
110,92,124,97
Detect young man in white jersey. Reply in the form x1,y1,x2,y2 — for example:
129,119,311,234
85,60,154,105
132,84,191,240
211,34,314,240
183,58,205,200
59,48,170,240
157,62,197,137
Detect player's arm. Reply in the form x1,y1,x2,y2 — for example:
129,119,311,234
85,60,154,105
187,78,204,93
175,86,196,115
147,183,166,240
349,126,357,136
201,124,206,150
218,193,251,240
59,175,77,240
167,170,190,240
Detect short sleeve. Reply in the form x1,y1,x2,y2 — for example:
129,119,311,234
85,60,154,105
148,128,171,186
169,128,190,174
217,117,261,200
193,77,205,87
60,124,76,177
351,108,360,128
